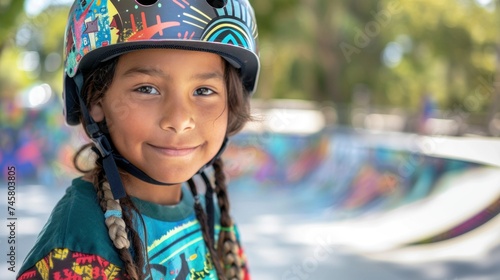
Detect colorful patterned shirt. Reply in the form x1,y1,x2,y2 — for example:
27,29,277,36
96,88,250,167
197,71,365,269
17,177,250,279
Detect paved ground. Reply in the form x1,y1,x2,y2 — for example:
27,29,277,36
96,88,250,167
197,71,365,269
231,184,500,280
4,173,500,280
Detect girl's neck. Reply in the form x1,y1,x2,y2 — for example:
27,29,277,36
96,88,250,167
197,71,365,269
82,172,182,206
122,175,182,205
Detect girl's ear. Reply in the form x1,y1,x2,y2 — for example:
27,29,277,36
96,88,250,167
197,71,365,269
89,101,105,122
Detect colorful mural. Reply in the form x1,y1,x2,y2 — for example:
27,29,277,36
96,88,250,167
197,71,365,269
224,130,497,244
226,130,477,201
0,96,82,186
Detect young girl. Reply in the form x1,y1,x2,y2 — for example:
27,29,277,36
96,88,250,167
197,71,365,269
18,0,259,279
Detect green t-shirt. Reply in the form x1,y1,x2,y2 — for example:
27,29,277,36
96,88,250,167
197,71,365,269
18,177,233,279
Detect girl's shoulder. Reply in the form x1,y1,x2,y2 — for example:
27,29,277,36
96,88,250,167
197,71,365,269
18,177,122,276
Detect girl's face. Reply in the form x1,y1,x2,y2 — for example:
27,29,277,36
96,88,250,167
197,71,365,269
90,49,228,185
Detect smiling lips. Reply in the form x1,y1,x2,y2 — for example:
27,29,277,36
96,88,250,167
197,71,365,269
149,144,200,157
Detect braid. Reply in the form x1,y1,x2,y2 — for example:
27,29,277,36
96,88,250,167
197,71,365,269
120,196,149,279
73,143,93,173
101,182,130,249
213,158,244,279
91,153,146,280
188,180,227,280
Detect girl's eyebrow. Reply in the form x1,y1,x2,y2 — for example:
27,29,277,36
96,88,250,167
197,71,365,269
122,67,166,78
121,66,223,82
190,71,224,81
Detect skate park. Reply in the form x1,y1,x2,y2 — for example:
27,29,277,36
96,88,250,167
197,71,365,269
2,100,500,279
1,0,500,278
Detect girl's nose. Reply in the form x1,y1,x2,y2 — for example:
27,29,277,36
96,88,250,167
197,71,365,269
159,95,195,133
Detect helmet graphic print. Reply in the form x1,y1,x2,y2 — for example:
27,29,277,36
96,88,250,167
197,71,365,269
63,0,259,126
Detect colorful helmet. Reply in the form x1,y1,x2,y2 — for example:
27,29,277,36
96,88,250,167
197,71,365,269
63,0,260,126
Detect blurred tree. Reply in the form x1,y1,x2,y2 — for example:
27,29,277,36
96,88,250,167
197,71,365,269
492,0,500,123
380,0,497,113
1,0,498,131
253,0,499,126
0,4,69,100
253,0,345,102
0,0,26,53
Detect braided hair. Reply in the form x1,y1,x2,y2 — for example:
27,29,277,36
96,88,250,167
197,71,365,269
73,54,251,279
74,145,148,279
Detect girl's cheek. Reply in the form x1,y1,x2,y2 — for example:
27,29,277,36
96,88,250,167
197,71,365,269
199,101,227,120
106,97,143,121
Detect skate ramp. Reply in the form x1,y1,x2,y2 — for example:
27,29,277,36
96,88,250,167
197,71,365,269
224,128,500,250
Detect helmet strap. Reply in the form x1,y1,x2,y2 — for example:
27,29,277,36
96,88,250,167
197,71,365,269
201,171,216,243
74,73,127,199
111,152,175,185
196,137,228,175
110,137,228,186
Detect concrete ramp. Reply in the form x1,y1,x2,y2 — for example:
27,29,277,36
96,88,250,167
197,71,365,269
225,129,500,279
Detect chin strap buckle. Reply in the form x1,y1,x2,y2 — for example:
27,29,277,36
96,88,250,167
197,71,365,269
87,125,126,199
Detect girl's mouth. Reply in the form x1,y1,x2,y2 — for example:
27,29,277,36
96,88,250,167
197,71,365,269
148,144,200,157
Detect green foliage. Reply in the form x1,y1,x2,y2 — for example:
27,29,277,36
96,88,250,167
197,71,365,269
253,0,499,117
0,0,499,122
0,0,26,48
0,4,68,99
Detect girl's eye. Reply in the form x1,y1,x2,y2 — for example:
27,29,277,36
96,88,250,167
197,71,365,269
194,88,215,96
134,86,159,95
